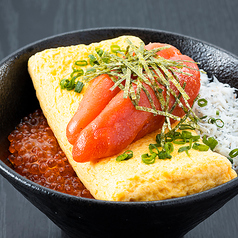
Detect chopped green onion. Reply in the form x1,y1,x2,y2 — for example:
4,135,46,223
66,77,76,91
197,98,207,107
229,148,238,158
158,150,172,160
75,60,88,66
179,123,195,130
191,135,200,142
149,143,160,154
228,157,234,164
208,117,216,124
215,118,224,128
164,142,174,154
74,81,84,93
178,145,190,153
216,110,220,116
110,44,121,53
181,130,192,140
95,48,104,57
208,117,224,128
164,132,176,143
185,150,190,157
192,143,209,151
88,54,98,66
116,150,133,162
60,78,69,89
200,115,207,120
142,153,157,164
202,135,218,151
70,69,84,78
173,140,186,145
156,134,162,147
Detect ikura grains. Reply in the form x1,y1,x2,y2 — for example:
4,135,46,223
7,109,93,199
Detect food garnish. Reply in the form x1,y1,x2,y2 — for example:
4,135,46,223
197,98,207,107
116,150,133,162
63,39,201,162
207,118,224,128
62,39,196,119
202,135,218,151
134,125,215,164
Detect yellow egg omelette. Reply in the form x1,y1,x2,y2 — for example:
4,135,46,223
28,35,237,201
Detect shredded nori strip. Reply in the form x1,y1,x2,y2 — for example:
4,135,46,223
63,38,200,153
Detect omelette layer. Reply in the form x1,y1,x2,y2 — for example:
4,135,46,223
28,35,237,201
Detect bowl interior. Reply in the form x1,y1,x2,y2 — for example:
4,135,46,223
1,28,238,238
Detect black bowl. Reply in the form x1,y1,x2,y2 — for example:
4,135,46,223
1,28,238,238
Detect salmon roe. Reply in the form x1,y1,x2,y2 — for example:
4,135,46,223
7,109,94,199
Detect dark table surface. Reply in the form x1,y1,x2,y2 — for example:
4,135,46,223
1,0,238,237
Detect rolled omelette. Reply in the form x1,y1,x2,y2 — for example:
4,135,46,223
28,35,237,201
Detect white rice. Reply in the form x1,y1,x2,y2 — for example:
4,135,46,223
192,71,238,168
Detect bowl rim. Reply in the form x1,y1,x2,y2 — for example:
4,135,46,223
1,26,238,207
1,26,238,65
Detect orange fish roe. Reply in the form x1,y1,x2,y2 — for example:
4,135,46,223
7,109,94,199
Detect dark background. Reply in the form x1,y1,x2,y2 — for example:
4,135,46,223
0,0,238,237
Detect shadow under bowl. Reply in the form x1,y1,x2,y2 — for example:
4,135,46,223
1,27,238,238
